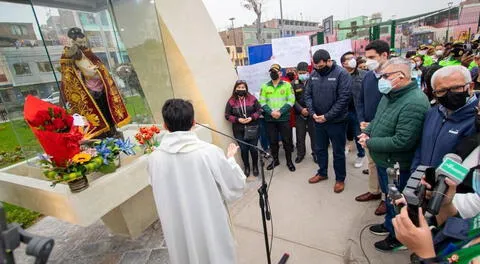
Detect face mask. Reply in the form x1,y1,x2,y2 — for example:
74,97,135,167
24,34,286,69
315,66,330,76
286,72,296,81
366,59,380,71
418,50,427,56
299,73,310,82
347,58,357,69
235,90,247,97
473,170,480,195
416,61,422,67
435,50,444,56
270,71,279,80
437,90,470,111
378,78,393,94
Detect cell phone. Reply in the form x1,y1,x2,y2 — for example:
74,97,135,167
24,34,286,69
425,167,436,188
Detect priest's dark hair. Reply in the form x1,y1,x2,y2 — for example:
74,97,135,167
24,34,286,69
162,99,195,132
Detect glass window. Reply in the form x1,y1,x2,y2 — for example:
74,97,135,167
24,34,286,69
13,63,32,76
236,47,242,53
266,33,272,39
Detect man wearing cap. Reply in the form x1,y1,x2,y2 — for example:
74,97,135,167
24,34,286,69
439,42,474,68
417,45,434,67
305,49,352,193
293,61,316,164
259,64,296,172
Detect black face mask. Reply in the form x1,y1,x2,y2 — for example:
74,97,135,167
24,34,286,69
270,71,280,81
437,90,470,111
315,66,330,76
235,90,247,97
286,72,296,81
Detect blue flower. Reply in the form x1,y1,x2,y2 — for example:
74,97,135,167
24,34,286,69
116,138,136,156
95,142,112,164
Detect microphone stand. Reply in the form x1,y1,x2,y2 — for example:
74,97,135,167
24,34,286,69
196,123,289,264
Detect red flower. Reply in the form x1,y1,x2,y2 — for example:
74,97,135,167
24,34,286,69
64,115,74,128
144,133,153,141
37,110,52,123
52,118,66,131
44,123,56,132
53,107,64,118
150,125,160,134
140,127,149,134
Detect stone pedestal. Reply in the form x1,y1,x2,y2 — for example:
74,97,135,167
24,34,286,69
0,125,212,238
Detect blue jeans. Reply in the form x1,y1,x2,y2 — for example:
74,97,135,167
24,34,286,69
314,122,347,182
346,111,365,158
377,166,411,236
259,118,270,151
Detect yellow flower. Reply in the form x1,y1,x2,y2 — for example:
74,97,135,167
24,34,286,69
72,152,92,164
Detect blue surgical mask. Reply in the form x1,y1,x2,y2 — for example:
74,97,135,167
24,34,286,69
378,78,393,94
299,73,310,82
474,170,480,195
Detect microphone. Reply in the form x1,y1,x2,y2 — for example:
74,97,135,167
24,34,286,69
427,153,468,216
195,123,272,160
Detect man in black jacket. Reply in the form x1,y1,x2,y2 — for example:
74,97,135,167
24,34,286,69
293,61,316,164
305,49,352,193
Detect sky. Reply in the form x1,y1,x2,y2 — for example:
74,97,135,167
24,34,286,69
202,0,463,31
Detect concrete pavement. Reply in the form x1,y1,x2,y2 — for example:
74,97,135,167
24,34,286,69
12,148,411,263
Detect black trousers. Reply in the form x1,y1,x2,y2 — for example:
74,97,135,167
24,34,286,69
295,115,316,158
266,121,293,160
233,128,259,169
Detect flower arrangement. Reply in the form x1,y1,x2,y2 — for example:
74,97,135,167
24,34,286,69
39,138,136,189
135,125,161,153
24,96,82,167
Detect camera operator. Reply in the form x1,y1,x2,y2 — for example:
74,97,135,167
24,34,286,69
393,175,480,263
393,105,480,263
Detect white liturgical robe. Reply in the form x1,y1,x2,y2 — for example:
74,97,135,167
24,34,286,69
148,131,246,264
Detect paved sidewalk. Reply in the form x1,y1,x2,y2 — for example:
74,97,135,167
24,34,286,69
13,149,411,264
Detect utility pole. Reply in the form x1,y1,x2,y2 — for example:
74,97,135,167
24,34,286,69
279,0,284,37
446,2,453,42
229,17,238,66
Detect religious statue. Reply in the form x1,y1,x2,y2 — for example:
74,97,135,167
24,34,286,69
59,27,130,139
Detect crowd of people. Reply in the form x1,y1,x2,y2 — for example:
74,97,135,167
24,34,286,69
223,39,480,262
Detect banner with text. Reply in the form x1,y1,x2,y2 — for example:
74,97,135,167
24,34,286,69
272,36,311,68
311,39,353,65
237,60,273,99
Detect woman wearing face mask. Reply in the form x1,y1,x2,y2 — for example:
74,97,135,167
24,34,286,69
225,81,262,179
412,55,427,89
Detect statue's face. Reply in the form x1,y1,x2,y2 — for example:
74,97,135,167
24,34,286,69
68,27,85,40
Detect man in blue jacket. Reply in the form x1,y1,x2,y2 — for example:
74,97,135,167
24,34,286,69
305,49,352,193
411,65,479,173
354,40,390,216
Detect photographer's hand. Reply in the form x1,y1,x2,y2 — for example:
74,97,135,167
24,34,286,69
393,207,436,259
435,178,459,226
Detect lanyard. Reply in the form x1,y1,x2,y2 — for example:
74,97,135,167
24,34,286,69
239,97,247,118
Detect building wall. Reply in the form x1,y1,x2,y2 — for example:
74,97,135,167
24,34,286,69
242,27,281,46
218,27,244,47
335,16,369,40
0,23,37,47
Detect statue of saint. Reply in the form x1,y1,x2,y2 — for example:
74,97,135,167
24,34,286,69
59,27,130,139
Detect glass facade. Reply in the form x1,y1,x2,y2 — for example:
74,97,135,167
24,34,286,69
0,0,173,168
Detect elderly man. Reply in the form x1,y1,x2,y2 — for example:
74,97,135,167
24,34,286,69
358,57,430,252
411,66,479,175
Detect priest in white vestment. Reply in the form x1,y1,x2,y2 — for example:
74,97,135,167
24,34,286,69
148,99,246,264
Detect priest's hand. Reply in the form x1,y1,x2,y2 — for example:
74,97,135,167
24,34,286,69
227,143,239,158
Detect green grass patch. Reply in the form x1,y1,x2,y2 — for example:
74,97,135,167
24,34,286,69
2,203,42,228
125,95,150,118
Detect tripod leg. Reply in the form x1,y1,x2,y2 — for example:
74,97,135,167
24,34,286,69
258,188,272,264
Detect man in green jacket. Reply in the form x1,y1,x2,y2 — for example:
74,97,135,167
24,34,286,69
358,57,430,252
259,64,296,172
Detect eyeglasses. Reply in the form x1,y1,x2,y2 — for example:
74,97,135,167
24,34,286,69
433,84,469,97
380,71,405,79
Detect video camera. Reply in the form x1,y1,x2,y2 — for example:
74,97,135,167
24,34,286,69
387,154,470,226
0,202,54,264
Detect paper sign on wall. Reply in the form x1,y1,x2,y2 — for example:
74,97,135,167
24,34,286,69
236,60,274,99
271,36,311,68
311,39,353,65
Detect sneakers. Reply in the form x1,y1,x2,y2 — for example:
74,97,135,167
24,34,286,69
354,157,365,168
374,234,407,252
369,224,389,236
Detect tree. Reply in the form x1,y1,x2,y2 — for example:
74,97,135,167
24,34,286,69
242,0,265,44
